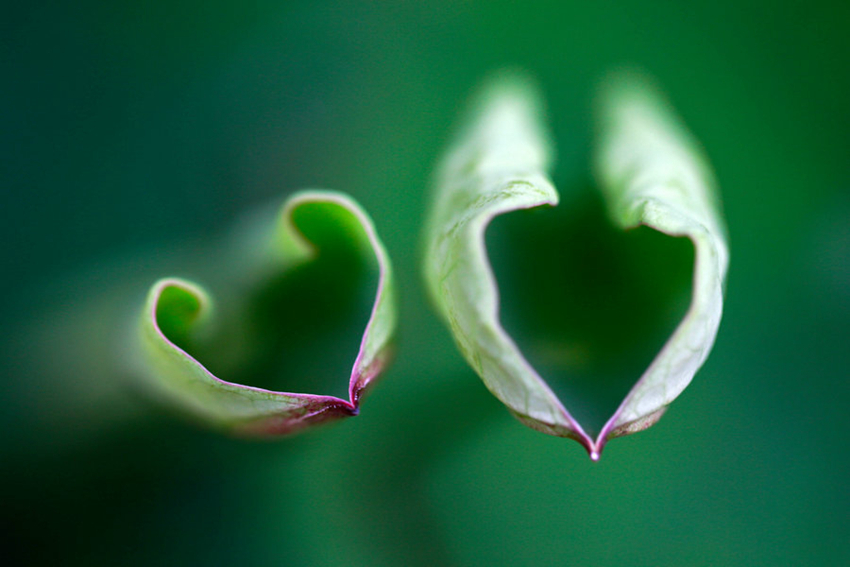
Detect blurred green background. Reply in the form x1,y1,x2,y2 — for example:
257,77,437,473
2,1,847,565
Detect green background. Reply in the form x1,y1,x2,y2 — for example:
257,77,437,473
2,1,847,565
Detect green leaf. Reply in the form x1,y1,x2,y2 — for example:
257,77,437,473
132,191,396,435
594,72,729,452
423,72,728,458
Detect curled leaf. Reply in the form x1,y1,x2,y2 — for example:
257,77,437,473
133,191,396,436
594,73,729,449
423,72,728,458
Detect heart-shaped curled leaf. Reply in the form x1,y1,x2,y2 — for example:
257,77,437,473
133,191,396,436
423,72,728,459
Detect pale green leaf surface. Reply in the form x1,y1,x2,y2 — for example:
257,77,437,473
424,73,728,458
594,74,729,445
133,191,396,435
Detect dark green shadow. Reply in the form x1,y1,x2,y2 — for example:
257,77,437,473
486,186,693,436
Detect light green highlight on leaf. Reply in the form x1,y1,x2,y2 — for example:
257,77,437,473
424,72,728,458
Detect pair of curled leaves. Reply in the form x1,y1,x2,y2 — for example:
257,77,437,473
133,191,396,436
424,72,728,459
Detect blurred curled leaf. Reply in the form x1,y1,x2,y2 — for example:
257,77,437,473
423,72,728,458
132,191,396,435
